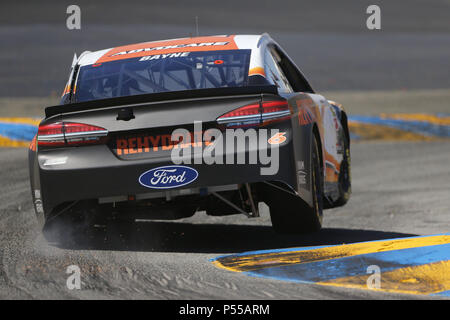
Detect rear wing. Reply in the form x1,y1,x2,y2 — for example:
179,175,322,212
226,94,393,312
45,85,278,118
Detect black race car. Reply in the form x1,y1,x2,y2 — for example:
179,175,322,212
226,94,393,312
29,34,351,237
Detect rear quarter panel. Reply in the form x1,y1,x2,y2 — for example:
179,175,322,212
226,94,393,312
287,92,345,202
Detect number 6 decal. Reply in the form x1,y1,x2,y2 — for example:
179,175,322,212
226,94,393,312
268,132,287,145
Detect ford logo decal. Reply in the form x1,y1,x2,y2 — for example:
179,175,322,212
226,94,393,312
138,165,199,189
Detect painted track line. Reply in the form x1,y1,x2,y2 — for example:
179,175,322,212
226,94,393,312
211,234,450,297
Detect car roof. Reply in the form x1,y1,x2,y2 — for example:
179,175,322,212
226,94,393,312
76,34,272,67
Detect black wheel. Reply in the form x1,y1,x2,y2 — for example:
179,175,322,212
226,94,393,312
268,133,323,234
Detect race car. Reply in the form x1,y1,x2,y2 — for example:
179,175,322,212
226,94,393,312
29,34,351,236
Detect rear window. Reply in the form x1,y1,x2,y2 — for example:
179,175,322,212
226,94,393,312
75,50,255,102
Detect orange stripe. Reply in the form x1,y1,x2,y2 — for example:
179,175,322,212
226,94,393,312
326,167,339,182
324,150,340,172
61,84,76,97
29,135,37,151
249,67,265,77
96,35,238,63
61,84,70,96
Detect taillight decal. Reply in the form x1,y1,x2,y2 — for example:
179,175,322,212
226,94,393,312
37,122,65,146
217,100,291,127
37,122,108,147
38,123,64,136
260,100,290,122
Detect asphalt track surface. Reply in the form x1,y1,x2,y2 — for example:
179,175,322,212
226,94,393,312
1,141,449,299
0,1,449,300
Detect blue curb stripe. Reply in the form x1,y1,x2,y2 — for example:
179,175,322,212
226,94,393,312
0,121,38,141
212,234,450,296
243,243,450,284
433,290,450,297
348,115,450,137
210,233,448,263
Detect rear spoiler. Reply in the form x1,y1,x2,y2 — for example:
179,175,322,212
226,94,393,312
45,85,278,118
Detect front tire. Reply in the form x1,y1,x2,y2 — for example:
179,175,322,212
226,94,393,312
331,133,351,207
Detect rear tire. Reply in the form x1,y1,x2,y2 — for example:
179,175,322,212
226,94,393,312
268,133,323,234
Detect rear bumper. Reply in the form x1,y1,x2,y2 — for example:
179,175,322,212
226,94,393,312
37,135,297,215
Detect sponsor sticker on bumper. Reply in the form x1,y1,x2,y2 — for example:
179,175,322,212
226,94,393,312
138,165,199,189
